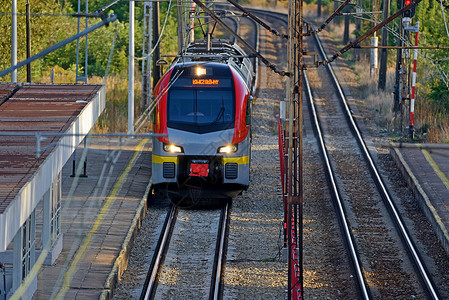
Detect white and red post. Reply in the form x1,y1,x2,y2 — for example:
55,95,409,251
409,22,419,139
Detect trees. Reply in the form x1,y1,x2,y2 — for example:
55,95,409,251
0,0,183,81
0,0,70,81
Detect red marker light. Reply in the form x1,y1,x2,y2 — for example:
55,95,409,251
405,0,411,5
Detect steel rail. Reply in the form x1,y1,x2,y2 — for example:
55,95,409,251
250,9,370,296
210,202,230,300
242,8,440,299
140,203,230,300
312,25,440,300
140,204,178,300
303,70,371,299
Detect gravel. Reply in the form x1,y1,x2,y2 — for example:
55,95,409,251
222,15,288,300
113,7,449,300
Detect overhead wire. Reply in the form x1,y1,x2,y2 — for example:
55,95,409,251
134,66,186,132
439,0,449,40
104,22,119,83
134,0,175,61
353,4,449,90
0,12,74,17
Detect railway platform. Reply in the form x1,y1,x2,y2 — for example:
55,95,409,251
32,137,152,299
390,143,449,256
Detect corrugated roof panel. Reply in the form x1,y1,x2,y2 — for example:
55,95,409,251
0,83,104,214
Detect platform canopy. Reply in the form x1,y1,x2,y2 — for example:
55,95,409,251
0,83,105,251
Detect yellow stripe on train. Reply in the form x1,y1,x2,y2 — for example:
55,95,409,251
223,156,249,164
152,154,178,164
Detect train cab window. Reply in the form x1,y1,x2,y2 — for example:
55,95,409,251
167,88,235,133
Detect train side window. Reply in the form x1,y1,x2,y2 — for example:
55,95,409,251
246,96,253,125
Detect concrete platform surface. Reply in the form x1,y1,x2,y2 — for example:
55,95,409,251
31,137,152,300
390,143,449,256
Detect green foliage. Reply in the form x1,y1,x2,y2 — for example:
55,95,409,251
424,77,449,113
0,0,200,80
412,0,449,122
159,2,179,56
66,0,144,23
0,0,71,81
44,17,133,76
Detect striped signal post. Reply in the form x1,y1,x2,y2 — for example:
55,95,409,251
406,21,419,139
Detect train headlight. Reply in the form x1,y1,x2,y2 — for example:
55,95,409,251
164,144,183,153
196,67,207,76
218,144,238,154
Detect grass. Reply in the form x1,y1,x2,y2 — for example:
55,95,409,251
320,11,449,144
351,58,449,143
351,62,398,131
415,99,449,143
90,74,143,133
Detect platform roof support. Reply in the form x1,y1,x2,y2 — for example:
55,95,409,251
42,172,62,265
12,211,37,299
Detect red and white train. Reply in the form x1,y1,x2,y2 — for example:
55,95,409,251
151,39,254,200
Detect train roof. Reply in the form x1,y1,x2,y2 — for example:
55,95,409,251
171,61,232,72
183,39,249,60
171,39,254,91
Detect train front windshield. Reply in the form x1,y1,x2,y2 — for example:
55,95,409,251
167,88,235,133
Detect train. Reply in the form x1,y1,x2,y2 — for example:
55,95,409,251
151,39,254,201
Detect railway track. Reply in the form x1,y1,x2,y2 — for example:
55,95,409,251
305,19,440,299
139,202,230,300
250,9,441,298
111,6,449,299
114,7,266,299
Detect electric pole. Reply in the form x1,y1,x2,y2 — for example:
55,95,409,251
177,0,184,53
128,0,135,135
152,1,161,87
286,0,303,297
141,1,153,111
393,19,403,113
11,0,17,83
26,0,31,83
343,5,350,44
318,0,321,17
378,0,390,90
356,0,362,32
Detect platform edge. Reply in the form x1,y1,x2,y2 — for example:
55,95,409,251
390,146,449,256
